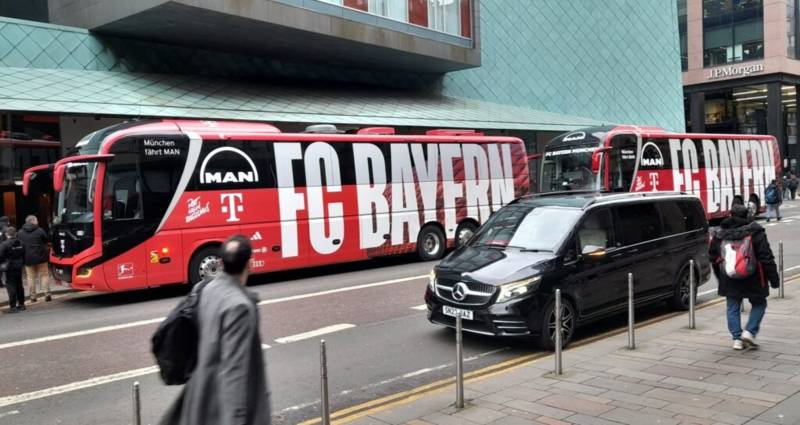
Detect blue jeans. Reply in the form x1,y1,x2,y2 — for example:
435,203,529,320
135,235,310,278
726,297,767,340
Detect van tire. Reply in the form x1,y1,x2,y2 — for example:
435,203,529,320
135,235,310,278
189,246,222,286
417,225,446,261
536,296,576,351
455,221,479,249
668,266,694,310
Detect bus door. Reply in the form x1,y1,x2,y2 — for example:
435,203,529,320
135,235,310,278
607,134,638,192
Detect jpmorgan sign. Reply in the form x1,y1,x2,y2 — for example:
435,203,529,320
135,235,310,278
706,62,764,80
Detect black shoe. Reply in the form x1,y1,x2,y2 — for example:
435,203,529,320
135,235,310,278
45,295,52,302
17,305,26,311
7,307,18,314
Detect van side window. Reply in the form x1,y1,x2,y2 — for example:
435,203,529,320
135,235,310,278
578,209,614,254
614,203,662,246
659,201,687,235
678,201,706,230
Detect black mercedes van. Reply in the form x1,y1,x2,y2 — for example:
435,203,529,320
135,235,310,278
425,192,711,350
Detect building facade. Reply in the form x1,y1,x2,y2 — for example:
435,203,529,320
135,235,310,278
0,0,682,225
682,0,800,174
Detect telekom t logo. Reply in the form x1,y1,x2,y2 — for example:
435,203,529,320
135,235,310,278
220,193,244,222
649,172,660,191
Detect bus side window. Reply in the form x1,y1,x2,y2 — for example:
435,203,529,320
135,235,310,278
609,135,637,191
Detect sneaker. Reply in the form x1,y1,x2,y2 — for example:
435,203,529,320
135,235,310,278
17,305,26,311
45,295,52,302
7,307,18,314
733,339,745,350
742,330,759,347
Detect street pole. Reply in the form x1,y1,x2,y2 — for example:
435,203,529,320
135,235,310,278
554,289,563,375
689,260,696,329
628,273,635,350
779,240,785,299
132,381,141,425
455,315,464,409
320,340,330,425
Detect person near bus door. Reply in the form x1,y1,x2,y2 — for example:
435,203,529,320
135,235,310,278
789,174,799,200
0,227,26,313
709,204,780,350
765,180,782,222
161,235,271,425
18,215,51,302
0,216,8,289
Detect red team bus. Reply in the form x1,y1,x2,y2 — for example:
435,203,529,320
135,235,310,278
23,120,529,291
539,125,782,220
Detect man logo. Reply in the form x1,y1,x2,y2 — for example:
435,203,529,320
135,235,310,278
640,141,664,168
562,132,586,142
199,147,260,184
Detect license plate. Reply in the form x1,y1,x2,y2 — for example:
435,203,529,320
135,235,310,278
443,305,473,320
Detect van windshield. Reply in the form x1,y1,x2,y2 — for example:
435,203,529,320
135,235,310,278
470,206,582,252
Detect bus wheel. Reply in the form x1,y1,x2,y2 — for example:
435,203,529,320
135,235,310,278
417,225,446,261
189,246,222,286
455,221,478,249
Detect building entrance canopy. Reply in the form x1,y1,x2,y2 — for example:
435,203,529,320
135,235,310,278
0,67,603,131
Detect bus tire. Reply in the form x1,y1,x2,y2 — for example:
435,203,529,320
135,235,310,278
416,225,446,261
455,220,479,249
188,245,222,286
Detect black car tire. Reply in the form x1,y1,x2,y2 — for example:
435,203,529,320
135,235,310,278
188,246,222,286
417,225,446,261
536,296,576,351
455,221,479,249
668,265,695,310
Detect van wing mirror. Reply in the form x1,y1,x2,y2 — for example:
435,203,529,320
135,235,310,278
581,245,607,260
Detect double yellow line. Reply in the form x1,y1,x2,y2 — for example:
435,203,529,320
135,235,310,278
300,277,796,425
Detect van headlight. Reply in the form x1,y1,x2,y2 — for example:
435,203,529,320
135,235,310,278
496,276,541,303
428,270,437,291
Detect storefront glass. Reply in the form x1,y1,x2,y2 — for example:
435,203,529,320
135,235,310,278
703,0,764,67
704,84,769,134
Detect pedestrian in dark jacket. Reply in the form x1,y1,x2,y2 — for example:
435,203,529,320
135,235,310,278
161,235,271,425
1,227,26,313
18,215,50,302
789,174,799,200
709,204,780,350
765,180,782,222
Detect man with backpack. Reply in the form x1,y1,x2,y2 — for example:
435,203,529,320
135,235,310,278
709,204,780,350
765,179,782,222
160,235,270,425
1,227,26,313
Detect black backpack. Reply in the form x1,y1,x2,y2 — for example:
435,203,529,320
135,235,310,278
151,279,212,385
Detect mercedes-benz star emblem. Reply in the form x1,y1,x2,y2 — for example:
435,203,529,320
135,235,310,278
452,282,468,301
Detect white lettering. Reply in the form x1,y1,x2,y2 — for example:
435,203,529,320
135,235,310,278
354,144,390,249
488,144,514,211
390,144,420,245
305,142,343,255
411,144,439,224
702,140,720,214
220,193,244,223
462,144,491,222
275,143,306,258
440,144,463,238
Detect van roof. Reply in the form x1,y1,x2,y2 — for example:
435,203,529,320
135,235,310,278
514,191,697,210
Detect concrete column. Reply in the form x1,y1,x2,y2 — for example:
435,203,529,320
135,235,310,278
690,91,706,133
768,81,787,159
686,0,704,71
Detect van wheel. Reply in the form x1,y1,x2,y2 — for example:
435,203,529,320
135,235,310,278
189,246,221,286
455,221,478,249
417,225,446,261
536,297,576,351
668,266,694,310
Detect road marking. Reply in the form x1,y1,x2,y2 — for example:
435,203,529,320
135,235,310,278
698,288,717,297
274,324,356,344
0,274,426,351
0,366,159,409
0,318,165,351
258,275,427,307
410,304,428,310
261,343,272,350
0,410,19,419
767,223,778,227
787,265,800,271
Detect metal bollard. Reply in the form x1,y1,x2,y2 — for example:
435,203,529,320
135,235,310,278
779,241,785,299
455,315,465,409
320,340,330,425
689,260,696,329
132,381,141,425
628,273,635,350
554,289,563,375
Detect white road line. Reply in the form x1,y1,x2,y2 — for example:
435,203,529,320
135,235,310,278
257,275,427,306
698,289,718,297
0,274,426,351
274,324,356,344
786,265,800,271
0,410,19,419
261,343,272,350
411,304,428,310
0,366,159,409
0,318,165,351
766,223,778,227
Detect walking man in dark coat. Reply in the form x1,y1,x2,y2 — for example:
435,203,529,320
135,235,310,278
162,235,270,425
18,215,50,302
1,227,26,313
709,204,780,350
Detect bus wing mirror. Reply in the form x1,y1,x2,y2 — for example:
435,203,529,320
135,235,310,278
591,147,611,174
53,164,67,192
53,154,114,192
22,164,53,196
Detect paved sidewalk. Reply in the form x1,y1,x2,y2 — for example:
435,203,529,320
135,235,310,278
349,286,800,425
0,279,73,308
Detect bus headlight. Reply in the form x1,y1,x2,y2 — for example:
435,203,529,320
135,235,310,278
496,276,541,303
76,267,92,278
428,270,437,291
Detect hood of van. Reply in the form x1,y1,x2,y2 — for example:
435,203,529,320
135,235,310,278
436,246,556,286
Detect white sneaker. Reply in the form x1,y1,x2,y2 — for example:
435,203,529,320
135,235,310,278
742,330,759,347
733,339,744,350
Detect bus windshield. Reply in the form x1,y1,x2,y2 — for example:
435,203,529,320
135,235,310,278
541,147,597,192
55,163,97,224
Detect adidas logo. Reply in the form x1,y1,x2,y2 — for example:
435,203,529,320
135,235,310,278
251,231,263,241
